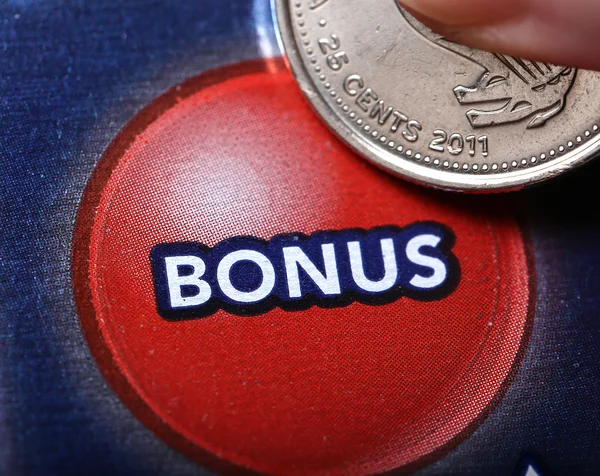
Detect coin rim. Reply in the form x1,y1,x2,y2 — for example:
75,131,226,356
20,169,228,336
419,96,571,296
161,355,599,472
274,0,600,192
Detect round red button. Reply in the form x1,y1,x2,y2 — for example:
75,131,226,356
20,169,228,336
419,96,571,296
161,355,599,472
73,60,534,475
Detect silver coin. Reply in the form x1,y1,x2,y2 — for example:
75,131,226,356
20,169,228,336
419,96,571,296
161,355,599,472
275,0,600,191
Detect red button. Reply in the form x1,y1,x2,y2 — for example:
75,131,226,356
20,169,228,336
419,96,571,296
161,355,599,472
73,59,534,475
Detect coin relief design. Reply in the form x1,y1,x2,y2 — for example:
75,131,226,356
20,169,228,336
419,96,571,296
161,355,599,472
400,9,577,130
276,0,600,191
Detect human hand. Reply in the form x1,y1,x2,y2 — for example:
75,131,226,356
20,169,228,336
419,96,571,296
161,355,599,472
398,0,600,71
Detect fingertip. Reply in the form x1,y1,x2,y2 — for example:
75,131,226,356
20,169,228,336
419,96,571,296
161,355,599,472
398,0,600,71
398,0,524,27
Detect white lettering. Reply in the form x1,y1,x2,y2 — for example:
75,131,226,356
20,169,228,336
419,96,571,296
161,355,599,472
217,250,275,303
348,239,398,292
283,244,341,298
165,256,212,308
406,235,447,289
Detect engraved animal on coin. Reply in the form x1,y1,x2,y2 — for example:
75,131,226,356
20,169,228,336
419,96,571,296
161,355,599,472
399,9,577,129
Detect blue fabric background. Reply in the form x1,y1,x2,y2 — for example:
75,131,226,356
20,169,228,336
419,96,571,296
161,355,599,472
0,1,598,474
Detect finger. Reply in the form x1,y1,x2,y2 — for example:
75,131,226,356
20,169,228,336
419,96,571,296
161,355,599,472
398,0,600,71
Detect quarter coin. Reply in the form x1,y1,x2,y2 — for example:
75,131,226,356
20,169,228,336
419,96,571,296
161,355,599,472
275,0,600,191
